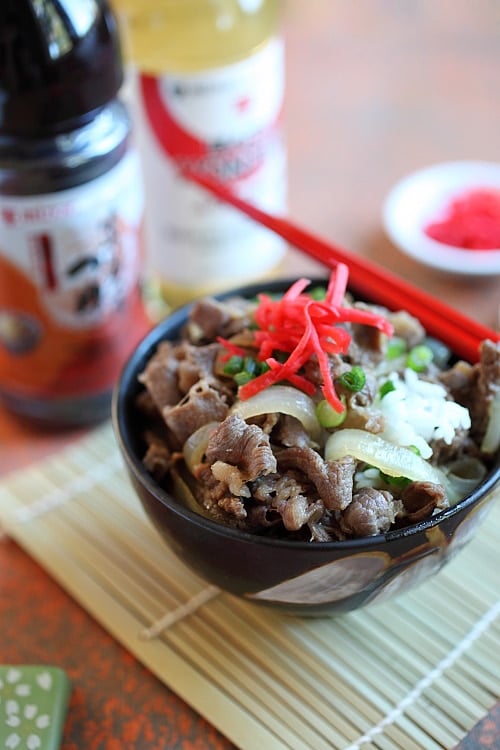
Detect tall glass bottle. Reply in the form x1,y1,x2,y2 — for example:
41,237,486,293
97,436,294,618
0,0,149,427
114,0,287,310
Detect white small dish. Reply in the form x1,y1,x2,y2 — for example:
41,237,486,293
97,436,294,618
382,160,500,275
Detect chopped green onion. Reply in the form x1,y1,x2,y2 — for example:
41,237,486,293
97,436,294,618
338,366,366,392
243,356,257,376
387,336,407,359
315,396,347,428
406,344,433,372
308,286,327,300
379,380,396,398
226,355,270,386
234,371,255,386
223,355,244,375
380,471,412,488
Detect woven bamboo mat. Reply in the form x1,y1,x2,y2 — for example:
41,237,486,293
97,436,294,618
1,422,499,750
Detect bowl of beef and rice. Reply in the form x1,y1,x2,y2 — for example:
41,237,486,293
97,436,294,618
112,269,500,615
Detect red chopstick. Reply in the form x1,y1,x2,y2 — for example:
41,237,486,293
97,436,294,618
183,169,500,363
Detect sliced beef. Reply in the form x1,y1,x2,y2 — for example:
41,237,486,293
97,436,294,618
430,427,473,464
142,431,174,481
192,464,247,524
176,342,222,392
163,378,229,445
247,504,282,529
205,415,277,485
473,339,500,442
211,461,252,497
186,296,254,343
138,341,182,410
272,414,312,448
186,298,232,342
439,339,500,445
340,487,398,537
250,472,298,504
350,326,386,363
251,472,324,533
248,412,279,435
400,481,448,522
218,493,248,520
276,447,356,510
218,327,256,351
302,353,347,391
275,491,324,532
342,404,385,433
343,301,391,366
309,522,338,542
438,360,475,402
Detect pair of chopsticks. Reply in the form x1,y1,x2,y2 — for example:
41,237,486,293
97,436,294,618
183,169,500,364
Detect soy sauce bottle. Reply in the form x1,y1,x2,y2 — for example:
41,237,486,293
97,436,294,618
0,0,149,427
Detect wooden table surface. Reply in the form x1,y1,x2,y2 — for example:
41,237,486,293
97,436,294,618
2,2,499,748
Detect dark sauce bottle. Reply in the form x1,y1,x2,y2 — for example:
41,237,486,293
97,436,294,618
0,0,149,427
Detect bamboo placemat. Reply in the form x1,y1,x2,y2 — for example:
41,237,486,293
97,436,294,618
1,422,499,750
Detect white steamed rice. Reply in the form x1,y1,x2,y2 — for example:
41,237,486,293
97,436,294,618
376,368,471,460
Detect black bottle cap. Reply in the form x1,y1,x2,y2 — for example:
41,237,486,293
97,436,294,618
0,0,124,136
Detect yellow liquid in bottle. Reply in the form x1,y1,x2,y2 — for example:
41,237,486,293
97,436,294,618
112,0,286,315
114,0,283,74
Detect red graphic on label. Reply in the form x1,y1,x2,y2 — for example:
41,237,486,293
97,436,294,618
235,95,251,113
140,74,208,162
2,208,16,225
34,233,57,290
140,74,280,184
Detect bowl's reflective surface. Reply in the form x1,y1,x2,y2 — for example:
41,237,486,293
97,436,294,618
112,280,500,615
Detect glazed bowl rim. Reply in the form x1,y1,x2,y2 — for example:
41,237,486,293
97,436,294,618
112,277,500,552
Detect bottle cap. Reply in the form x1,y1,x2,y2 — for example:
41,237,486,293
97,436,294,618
0,0,124,136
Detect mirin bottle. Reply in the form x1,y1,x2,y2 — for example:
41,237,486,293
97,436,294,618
117,0,287,308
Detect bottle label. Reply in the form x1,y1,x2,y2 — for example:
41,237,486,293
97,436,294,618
133,37,287,290
0,150,149,399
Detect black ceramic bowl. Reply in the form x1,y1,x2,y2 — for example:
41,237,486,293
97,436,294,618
112,279,500,616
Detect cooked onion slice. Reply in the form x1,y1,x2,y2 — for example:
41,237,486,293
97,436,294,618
325,428,453,497
230,385,322,443
183,421,221,474
481,391,500,454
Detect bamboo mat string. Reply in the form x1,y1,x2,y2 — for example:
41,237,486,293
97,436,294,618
140,585,221,639
8,451,122,524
